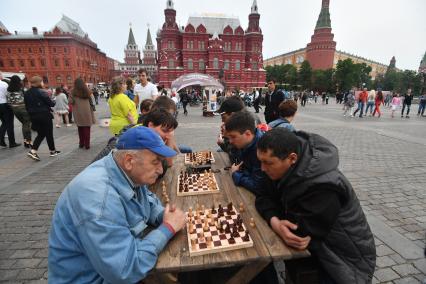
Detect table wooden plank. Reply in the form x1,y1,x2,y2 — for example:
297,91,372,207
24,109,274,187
215,152,311,261
151,153,271,273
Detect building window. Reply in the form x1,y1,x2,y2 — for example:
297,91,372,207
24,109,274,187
213,58,219,69
199,41,205,50
56,75,62,84
9,60,15,67
67,75,72,85
19,59,25,67
64,47,68,53
40,59,46,67
7,48,11,54
168,59,174,69
30,59,35,67
168,41,174,49
188,58,193,70
54,58,59,67
199,59,205,70
251,62,258,70
186,41,193,50
39,47,43,53
235,60,240,70
29,47,32,53
224,60,230,70
18,48,21,53
53,47,57,53
64,59,70,67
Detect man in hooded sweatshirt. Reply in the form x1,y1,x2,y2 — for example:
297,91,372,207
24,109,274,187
255,128,376,284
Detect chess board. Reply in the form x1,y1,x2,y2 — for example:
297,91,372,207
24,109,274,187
186,203,254,256
177,170,220,196
184,151,215,166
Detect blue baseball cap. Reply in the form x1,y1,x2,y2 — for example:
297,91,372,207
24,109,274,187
116,126,177,157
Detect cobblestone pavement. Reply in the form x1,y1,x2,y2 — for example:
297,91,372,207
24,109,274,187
0,100,425,283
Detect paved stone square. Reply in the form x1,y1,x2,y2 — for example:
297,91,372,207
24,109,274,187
0,100,425,283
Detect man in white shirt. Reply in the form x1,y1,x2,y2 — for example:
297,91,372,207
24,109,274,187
0,72,20,148
134,69,158,113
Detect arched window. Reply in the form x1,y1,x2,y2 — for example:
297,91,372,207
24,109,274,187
235,60,240,70
213,58,219,69
188,58,193,70
56,75,62,83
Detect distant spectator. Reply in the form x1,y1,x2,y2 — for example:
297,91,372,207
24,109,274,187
137,99,154,124
53,87,71,128
124,79,135,101
268,100,297,131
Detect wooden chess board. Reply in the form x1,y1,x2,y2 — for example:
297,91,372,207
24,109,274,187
177,170,220,196
184,151,215,166
186,203,254,256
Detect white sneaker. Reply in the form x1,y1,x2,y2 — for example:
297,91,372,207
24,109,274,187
56,124,61,128
66,124,72,127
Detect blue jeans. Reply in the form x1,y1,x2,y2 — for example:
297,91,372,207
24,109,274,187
178,144,192,153
365,101,374,114
401,103,411,116
353,102,365,117
418,104,426,115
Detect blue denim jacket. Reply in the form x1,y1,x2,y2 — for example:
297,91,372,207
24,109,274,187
48,152,173,284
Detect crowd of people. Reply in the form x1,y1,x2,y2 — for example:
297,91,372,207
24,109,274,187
44,71,383,284
0,71,97,161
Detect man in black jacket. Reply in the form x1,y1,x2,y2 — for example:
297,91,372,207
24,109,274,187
264,79,285,123
255,128,376,284
401,88,413,118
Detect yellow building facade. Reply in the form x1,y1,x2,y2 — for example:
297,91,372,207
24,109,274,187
264,48,389,80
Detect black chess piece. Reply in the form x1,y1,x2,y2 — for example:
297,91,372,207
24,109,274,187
227,202,233,211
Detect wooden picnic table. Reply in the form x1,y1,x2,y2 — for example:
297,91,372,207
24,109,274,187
150,152,310,284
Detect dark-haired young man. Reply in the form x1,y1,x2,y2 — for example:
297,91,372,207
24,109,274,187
134,69,158,113
225,111,265,195
255,128,376,283
264,79,285,123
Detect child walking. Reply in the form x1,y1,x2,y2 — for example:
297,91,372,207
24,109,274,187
53,87,71,127
390,93,401,118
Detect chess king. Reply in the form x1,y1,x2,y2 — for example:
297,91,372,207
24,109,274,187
48,127,186,283
255,128,376,283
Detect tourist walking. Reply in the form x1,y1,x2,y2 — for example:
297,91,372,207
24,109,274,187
133,69,158,113
24,76,59,161
70,78,96,149
180,91,189,115
365,89,376,116
6,75,31,147
0,72,20,148
108,76,138,136
417,92,426,116
390,93,401,118
401,88,413,118
253,88,261,113
353,88,368,118
343,91,355,117
53,87,71,128
372,90,384,117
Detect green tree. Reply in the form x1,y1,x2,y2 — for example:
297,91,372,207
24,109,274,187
298,61,312,90
312,69,334,92
335,59,356,91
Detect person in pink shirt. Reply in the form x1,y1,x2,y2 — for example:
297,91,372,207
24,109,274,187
390,93,401,118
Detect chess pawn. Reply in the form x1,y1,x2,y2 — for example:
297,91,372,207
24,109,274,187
206,236,212,248
250,218,256,228
188,207,193,218
189,222,195,234
203,219,209,232
191,238,197,250
201,205,205,214
239,202,244,213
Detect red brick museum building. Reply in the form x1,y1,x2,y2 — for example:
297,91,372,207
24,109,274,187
0,15,110,87
156,0,266,90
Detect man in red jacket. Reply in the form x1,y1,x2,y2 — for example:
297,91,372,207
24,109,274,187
352,88,368,118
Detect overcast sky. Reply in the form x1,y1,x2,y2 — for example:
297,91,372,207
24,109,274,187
1,0,425,71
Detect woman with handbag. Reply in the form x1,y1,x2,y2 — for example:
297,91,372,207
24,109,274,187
24,76,59,161
70,78,96,149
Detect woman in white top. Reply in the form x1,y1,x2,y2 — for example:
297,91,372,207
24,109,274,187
53,87,71,127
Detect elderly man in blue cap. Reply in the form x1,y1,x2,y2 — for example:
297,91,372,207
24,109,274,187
48,126,186,283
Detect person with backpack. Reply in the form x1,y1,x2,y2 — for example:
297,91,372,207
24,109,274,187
268,100,297,131
264,78,285,123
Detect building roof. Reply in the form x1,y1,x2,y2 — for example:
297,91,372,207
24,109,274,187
128,27,136,45
53,15,88,38
0,32,45,40
146,28,153,46
0,20,8,32
187,14,241,35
